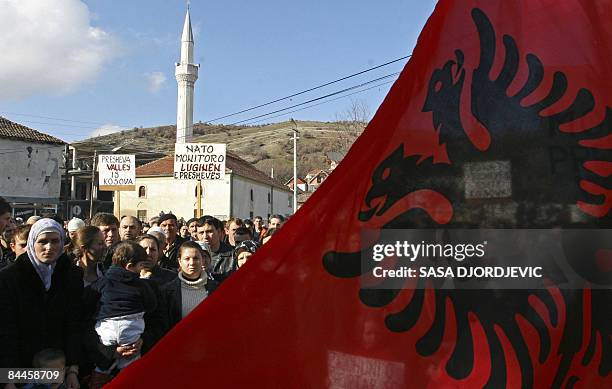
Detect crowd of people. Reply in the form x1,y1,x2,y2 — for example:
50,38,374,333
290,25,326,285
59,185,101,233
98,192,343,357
0,196,286,389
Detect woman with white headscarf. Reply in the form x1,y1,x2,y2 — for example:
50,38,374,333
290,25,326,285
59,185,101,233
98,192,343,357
0,218,83,389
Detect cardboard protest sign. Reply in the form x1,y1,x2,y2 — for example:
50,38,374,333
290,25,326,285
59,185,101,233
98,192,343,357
174,143,226,180
98,154,135,191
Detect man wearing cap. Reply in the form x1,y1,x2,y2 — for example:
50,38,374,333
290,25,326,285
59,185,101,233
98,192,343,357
67,217,85,241
234,240,259,268
186,218,198,241
158,213,187,270
64,217,86,261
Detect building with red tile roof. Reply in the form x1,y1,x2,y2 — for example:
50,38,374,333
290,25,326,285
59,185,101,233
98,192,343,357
119,152,293,221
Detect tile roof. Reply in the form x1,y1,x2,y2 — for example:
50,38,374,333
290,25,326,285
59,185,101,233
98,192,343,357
306,168,321,177
306,170,329,184
136,152,289,191
284,177,306,186
0,117,65,145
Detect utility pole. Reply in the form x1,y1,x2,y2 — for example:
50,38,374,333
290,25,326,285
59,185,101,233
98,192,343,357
291,119,299,213
196,180,203,217
89,150,97,220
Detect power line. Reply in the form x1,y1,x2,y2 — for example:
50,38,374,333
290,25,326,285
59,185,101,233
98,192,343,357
205,55,410,123
0,55,409,139
245,79,395,125
1,75,391,150
0,112,114,126
84,75,390,148
8,120,125,132
229,72,399,125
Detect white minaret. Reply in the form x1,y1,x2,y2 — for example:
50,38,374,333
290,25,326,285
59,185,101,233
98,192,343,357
175,6,199,143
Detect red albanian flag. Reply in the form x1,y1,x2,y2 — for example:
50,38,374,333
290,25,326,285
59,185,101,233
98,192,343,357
111,1,611,388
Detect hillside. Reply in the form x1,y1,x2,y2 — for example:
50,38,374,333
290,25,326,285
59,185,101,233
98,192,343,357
80,120,365,182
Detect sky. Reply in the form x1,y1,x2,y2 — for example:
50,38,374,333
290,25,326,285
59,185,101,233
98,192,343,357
0,0,437,142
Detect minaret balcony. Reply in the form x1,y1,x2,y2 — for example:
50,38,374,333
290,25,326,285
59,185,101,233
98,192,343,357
175,63,199,81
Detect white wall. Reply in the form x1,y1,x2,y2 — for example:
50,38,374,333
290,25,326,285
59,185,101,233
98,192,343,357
231,175,293,220
0,139,64,203
120,174,231,221
120,173,292,222
272,184,293,217
232,175,270,220
201,174,231,219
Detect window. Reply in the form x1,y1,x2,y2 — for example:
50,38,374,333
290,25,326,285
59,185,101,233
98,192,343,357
137,210,147,221
317,176,322,183
268,193,271,203
195,185,204,197
250,189,254,201
138,186,146,198
249,211,254,219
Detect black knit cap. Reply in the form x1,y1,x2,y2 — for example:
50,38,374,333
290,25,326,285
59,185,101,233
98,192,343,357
234,240,259,258
158,213,177,224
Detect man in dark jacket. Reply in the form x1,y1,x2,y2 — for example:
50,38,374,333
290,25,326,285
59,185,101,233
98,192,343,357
158,213,187,270
195,216,235,281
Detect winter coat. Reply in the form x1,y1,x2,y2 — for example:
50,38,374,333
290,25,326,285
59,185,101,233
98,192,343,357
0,253,83,367
90,265,157,320
161,276,218,332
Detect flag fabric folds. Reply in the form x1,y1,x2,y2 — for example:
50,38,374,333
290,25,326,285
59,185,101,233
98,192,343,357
110,1,611,387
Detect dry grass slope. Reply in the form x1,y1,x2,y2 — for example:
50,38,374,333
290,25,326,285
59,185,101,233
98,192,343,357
81,120,365,182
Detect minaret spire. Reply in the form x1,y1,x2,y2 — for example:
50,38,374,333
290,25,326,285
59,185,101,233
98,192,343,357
175,5,199,144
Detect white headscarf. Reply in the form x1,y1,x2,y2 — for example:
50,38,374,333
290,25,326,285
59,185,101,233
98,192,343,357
27,218,65,290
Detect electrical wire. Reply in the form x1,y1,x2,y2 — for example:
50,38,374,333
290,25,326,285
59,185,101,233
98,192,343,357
229,72,399,125
1,55,410,134
0,112,114,126
1,55,408,143
205,55,409,123
244,79,395,125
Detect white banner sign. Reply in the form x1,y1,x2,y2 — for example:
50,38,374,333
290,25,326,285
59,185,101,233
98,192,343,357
174,143,226,180
98,154,136,191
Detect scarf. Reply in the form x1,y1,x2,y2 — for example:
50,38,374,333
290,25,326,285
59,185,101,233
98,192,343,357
27,218,65,290
178,271,207,289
